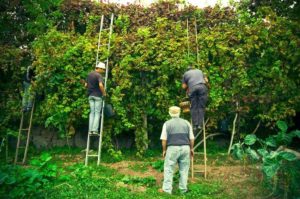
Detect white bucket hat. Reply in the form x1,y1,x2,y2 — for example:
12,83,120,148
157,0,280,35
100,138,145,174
96,62,106,69
169,106,180,118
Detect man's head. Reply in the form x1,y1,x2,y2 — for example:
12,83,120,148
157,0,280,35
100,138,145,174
169,106,181,118
95,62,106,73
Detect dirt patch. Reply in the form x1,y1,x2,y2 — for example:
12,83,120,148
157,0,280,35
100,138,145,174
193,165,261,183
104,160,261,186
55,154,83,166
103,161,164,185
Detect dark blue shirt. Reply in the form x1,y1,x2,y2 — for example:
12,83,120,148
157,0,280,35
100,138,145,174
87,71,104,97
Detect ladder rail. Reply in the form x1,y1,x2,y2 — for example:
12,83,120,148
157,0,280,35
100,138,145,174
14,111,25,164
22,99,35,164
95,15,104,67
194,18,199,63
85,132,91,166
186,18,190,58
98,13,114,165
15,100,35,165
203,119,207,179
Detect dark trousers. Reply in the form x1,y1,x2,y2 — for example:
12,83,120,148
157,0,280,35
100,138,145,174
189,84,208,127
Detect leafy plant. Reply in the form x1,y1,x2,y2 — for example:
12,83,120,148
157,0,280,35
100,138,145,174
151,159,164,172
121,175,156,187
0,153,61,198
232,121,300,198
107,148,123,162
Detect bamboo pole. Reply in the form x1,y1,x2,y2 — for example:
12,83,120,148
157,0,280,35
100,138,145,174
228,101,239,155
203,119,207,179
186,18,190,58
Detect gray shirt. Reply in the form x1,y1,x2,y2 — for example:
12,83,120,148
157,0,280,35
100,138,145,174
160,117,194,146
182,69,205,89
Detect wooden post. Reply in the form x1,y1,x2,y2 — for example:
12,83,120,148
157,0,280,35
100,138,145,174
191,155,194,179
203,119,207,179
228,101,239,155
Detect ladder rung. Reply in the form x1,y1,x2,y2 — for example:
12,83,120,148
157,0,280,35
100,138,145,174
101,28,110,31
89,134,100,136
21,128,29,131
87,155,98,157
99,43,109,46
194,152,204,154
194,170,205,173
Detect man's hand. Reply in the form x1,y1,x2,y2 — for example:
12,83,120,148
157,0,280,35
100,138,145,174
162,150,166,158
190,149,194,157
182,83,188,90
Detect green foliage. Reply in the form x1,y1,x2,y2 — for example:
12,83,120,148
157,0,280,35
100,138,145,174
232,121,300,198
151,159,164,172
244,134,257,146
0,153,60,198
121,175,156,187
107,148,123,162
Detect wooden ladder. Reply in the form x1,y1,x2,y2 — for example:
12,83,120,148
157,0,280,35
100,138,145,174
14,100,35,165
191,119,208,179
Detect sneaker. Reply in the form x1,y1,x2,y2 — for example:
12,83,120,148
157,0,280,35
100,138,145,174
158,189,171,194
180,189,190,195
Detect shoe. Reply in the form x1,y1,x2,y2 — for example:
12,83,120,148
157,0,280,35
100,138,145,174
180,189,190,195
158,188,171,194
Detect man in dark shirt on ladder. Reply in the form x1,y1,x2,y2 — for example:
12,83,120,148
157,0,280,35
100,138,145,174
182,66,208,133
85,62,106,134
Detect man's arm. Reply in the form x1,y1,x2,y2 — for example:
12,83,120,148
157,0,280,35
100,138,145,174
162,140,167,158
160,123,167,158
190,139,194,157
99,82,106,96
204,76,208,84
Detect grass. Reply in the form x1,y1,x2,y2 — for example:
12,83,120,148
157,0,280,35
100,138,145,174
128,162,150,173
0,140,272,199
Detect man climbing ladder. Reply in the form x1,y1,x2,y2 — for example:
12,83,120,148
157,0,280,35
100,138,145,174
182,18,209,179
85,14,114,166
86,62,106,135
15,64,36,165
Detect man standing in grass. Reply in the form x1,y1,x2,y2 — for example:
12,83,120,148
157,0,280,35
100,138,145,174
160,106,194,194
182,66,208,133
85,62,106,134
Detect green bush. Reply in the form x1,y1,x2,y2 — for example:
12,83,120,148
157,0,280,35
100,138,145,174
232,121,300,198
